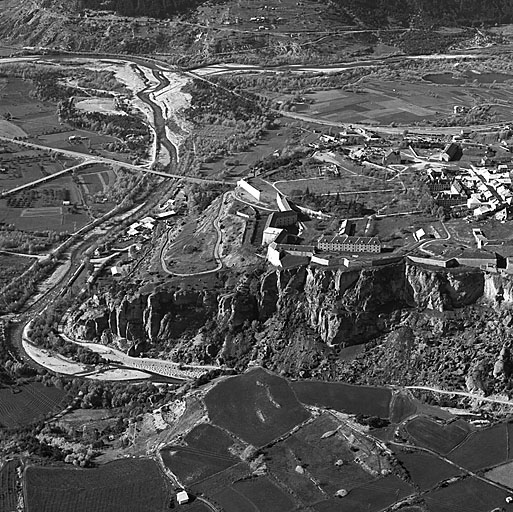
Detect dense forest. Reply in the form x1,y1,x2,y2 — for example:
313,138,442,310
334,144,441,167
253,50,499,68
57,0,513,26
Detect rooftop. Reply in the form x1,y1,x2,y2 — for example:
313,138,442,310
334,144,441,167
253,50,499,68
318,234,381,245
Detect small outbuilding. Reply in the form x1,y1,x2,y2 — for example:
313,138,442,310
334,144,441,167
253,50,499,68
176,490,189,505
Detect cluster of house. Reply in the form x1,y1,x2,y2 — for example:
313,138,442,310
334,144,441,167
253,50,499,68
428,160,513,218
126,216,156,238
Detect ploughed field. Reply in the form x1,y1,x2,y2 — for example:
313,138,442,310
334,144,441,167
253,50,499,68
25,459,171,512
0,382,67,429
0,459,20,512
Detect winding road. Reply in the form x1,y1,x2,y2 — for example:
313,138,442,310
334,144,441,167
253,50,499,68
160,191,229,277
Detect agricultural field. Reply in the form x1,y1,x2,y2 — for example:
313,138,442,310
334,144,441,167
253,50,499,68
0,144,77,192
77,165,115,198
263,413,375,505
0,253,35,289
314,475,413,512
204,367,310,447
192,463,251,500
288,77,513,126
0,459,21,512
404,416,470,455
389,393,417,423
291,381,392,419
447,423,509,471
37,129,121,158
0,119,26,138
161,423,240,485
230,476,295,512
0,160,115,232
196,121,294,179
195,0,355,35
0,77,53,136
24,458,171,512
0,193,89,233
485,460,513,488
0,75,131,160
423,476,511,512
56,408,120,434
0,382,67,429
207,476,295,512
394,449,462,491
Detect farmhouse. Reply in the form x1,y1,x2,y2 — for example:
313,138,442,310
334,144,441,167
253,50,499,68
176,490,189,505
317,235,381,253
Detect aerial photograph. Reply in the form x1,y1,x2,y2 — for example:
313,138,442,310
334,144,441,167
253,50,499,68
4,1,513,511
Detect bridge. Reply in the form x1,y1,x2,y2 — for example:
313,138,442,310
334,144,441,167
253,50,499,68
0,137,232,186
0,161,98,198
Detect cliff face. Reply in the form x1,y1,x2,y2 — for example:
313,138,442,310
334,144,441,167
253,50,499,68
303,262,484,346
483,273,513,305
71,288,215,344
69,261,488,354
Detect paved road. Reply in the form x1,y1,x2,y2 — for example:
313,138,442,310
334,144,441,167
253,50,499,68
418,220,451,255
405,384,513,407
161,191,229,276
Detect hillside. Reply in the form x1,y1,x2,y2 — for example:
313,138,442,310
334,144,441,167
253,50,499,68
1,0,513,64
39,0,513,26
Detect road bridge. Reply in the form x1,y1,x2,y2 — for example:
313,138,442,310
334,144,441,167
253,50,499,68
0,136,232,186
0,161,98,198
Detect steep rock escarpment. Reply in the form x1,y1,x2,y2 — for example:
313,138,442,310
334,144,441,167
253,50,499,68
69,261,488,353
71,288,216,344
303,262,484,346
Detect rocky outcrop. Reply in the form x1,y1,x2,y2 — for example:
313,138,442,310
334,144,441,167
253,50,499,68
217,292,258,328
70,287,216,343
483,273,513,305
68,260,491,352
301,262,484,346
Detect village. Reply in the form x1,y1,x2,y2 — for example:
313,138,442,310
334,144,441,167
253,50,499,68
234,124,513,275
